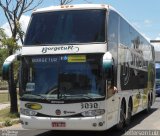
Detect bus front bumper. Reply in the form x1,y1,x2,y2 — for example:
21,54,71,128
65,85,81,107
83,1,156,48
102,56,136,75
20,115,106,130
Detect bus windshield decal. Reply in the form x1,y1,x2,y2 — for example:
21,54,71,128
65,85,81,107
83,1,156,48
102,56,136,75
32,57,58,63
68,55,86,63
42,45,79,53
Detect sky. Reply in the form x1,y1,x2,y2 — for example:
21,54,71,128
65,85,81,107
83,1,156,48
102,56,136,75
1,0,160,50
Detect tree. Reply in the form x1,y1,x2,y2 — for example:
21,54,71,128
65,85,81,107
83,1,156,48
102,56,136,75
0,28,16,77
83,0,92,3
0,27,20,114
0,28,8,77
0,0,43,113
59,0,92,5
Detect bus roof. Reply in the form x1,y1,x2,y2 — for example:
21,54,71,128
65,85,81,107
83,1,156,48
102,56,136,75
32,4,151,45
33,4,115,13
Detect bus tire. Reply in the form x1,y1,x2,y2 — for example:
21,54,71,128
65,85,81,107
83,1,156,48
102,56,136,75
125,99,132,126
145,95,151,113
116,100,126,130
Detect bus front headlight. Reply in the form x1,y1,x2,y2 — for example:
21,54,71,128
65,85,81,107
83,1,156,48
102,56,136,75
20,108,38,116
81,109,105,117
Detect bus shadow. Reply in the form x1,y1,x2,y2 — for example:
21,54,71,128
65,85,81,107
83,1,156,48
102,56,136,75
126,108,157,127
36,108,158,136
106,107,158,136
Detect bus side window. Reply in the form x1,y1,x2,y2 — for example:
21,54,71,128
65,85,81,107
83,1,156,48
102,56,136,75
107,10,118,88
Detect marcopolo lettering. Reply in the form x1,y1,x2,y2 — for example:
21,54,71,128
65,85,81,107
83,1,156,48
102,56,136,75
42,45,79,53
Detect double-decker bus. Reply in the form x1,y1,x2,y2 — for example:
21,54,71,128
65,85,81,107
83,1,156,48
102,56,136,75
2,4,155,130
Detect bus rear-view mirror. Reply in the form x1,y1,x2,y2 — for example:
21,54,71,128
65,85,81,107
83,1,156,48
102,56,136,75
102,52,113,80
2,54,20,80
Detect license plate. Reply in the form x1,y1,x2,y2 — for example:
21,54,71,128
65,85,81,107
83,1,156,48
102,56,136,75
52,122,66,127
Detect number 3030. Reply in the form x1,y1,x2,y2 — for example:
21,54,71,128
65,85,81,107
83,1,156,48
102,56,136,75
81,103,98,109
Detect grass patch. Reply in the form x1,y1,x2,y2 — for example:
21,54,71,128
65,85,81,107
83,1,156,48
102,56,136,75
0,93,9,103
0,91,19,103
4,119,12,127
0,107,20,127
0,107,20,123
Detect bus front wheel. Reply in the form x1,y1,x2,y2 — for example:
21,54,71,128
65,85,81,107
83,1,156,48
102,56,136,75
116,100,126,130
125,100,132,126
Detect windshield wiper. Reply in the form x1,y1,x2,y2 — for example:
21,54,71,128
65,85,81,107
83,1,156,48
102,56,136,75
22,94,49,101
71,94,95,100
57,94,93,100
35,94,48,100
82,95,94,99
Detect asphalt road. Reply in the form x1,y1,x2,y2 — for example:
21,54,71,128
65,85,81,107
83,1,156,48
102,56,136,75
1,96,160,136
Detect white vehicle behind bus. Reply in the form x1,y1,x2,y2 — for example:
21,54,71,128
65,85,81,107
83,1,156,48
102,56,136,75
2,4,155,131
156,63,160,96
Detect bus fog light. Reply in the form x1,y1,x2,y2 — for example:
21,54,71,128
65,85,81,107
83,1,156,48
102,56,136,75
99,122,103,126
92,123,97,127
25,122,28,125
81,109,105,117
20,108,37,116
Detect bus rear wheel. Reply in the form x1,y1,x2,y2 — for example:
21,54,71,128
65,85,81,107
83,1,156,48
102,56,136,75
145,95,151,113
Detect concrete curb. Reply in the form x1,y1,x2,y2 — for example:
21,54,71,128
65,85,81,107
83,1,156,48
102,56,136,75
0,118,20,128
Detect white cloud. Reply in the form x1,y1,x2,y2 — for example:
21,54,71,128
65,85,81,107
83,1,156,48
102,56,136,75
1,23,12,37
144,19,152,24
155,34,160,40
1,15,30,46
1,15,30,39
144,19,152,27
19,15,30,33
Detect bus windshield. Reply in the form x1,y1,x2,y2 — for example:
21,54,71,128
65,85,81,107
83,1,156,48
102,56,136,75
21,54,104,101
24,9,106,45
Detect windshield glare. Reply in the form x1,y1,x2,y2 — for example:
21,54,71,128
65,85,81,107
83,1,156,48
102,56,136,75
21,55,104,101
24,9,106,45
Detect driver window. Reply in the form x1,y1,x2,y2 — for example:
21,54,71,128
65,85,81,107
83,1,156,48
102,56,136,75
107,79,117,98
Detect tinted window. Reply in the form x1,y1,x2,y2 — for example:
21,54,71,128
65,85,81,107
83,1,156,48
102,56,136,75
24,10,106,45
108,11,118,47
107,10,119,88
120,17,130,47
